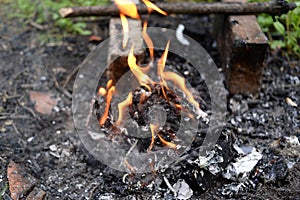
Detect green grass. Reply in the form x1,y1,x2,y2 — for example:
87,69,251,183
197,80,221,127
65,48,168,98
12,0,109,35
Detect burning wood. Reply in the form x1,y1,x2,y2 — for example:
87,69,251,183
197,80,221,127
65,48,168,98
59,0,296,18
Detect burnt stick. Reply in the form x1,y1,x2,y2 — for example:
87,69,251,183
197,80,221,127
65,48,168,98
59,1,296,18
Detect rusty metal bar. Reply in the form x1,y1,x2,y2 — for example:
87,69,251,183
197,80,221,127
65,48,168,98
59,0,296,18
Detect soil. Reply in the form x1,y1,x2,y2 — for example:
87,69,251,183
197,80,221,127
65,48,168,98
0,4,299,200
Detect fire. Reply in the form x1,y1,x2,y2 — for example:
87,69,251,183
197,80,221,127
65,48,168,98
148,123,157,152
99,86,115,126
114,0,140,19
120,13,129,48
115,92,133,126
157,41,170,99
114,0,140,48
157,133,177,149
148,123,177,152
98,87,107,96
142,21,154,61
163,71,199,109
141,0,167,15
96,0,208,158
115,0,166,49
106,79,113,90
128,45,153,90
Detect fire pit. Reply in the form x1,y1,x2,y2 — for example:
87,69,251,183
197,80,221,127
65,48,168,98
72,21,227,173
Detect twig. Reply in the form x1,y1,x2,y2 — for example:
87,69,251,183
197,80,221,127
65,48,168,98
163,176,176,195
12,122,21,135
0,115,32,120
17,99,37,118
89,183,100,199
50,73,72,99
59,1,296,18
63,65,81,88
27,20,47,30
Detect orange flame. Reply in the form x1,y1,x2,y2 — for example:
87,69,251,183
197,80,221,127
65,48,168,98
142,0,167,15
163,71,200,110
139,90,147,104
158,41,170,100
148,123,177,152
114,0,140,49
115,0,140,19
157,133,177,149
106,79,113,90
142,21,154,61
115,92,133,126
128,45,153,90
148,123,157,153
99,86,115,126
120,13,129,48
98,87,107,96
138,90,147,112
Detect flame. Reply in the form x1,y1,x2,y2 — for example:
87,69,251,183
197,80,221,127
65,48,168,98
114,0,140,49
106,79,113,90
148,124,177,152
163,71,200,110
120,14,129,48
115,0,140,19
157,133,177,149
148,123,157,153
139,89,147,104
99,86,115,126
157,41,170,99
115,92,133,126
142,0,167,15
138,89,147,112
142,21,154,61
157,41,170,78
128,45,153,90
97,0,206,156
98,87,107,96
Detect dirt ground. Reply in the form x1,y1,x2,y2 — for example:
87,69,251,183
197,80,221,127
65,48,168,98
0,4,300,200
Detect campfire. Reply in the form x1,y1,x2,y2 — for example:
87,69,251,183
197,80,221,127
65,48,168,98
94,0,209,168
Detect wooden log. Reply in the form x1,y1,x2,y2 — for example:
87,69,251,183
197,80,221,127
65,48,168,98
216,0,268,94
59,1,296,18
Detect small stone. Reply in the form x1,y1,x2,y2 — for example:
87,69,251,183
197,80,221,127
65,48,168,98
49,144,57,152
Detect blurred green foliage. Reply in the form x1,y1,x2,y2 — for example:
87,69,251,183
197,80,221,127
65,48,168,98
12,0,109,35
7,0,300,58
252,0,300,58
